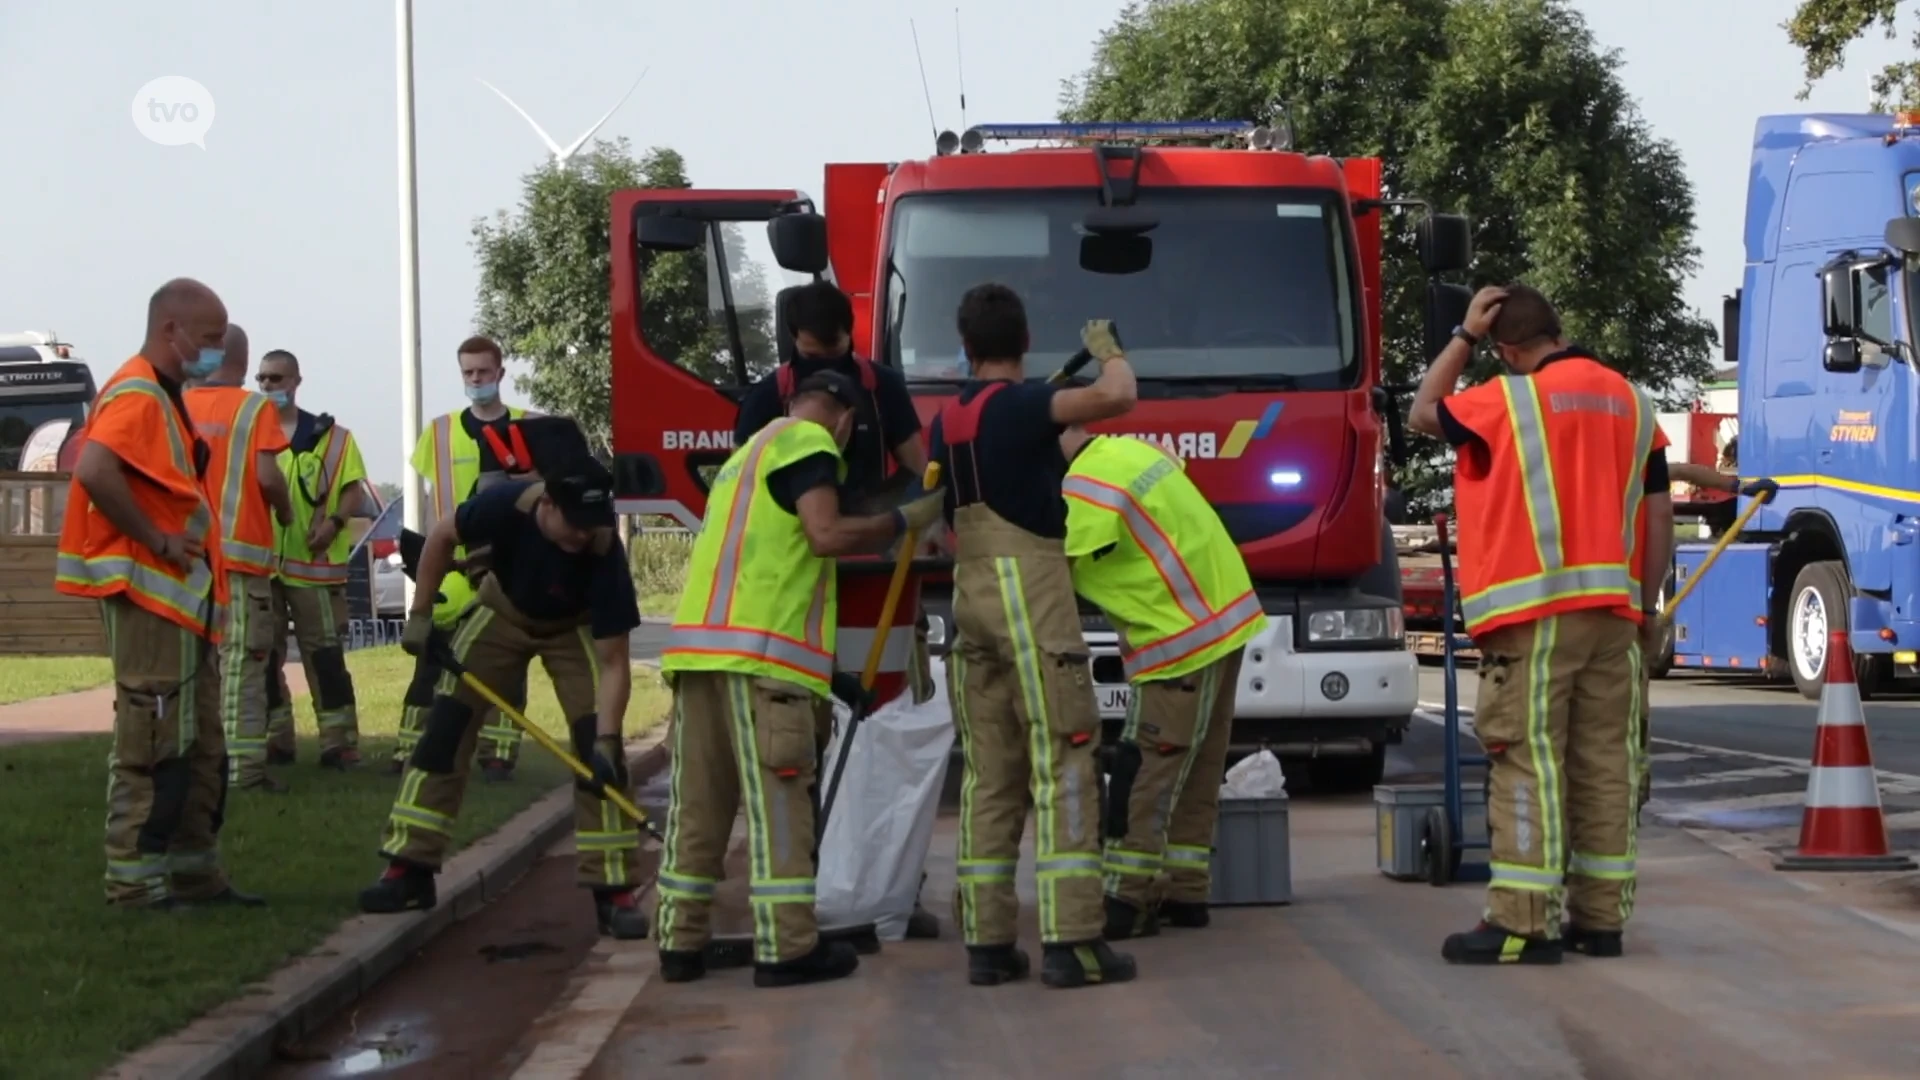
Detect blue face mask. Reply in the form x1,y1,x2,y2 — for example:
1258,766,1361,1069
265,389,289,408
466,381,500,403
184,347,223,379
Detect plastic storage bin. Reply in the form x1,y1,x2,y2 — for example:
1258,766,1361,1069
1374,782,1488,881
1208,796,1292,905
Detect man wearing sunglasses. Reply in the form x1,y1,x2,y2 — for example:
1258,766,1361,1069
57,277,264,910
257,350,374,771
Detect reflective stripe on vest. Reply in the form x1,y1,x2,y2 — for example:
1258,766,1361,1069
1621,388,1658,595
938,382,1008,506
54,377,216,621
1456,375,1640,631
664,417,836,685
217,394,275,573
1062,443,1261,680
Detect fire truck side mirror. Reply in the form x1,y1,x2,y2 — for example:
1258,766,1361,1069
1423,282,1472,360
1417,213,1472,275
635,214,705,253
769,212,830,275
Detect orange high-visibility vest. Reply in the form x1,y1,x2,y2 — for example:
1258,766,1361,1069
1445,353,1668,639
56,356,229,636
185,386,288,576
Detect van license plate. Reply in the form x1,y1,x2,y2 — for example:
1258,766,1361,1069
1098,685,1132,713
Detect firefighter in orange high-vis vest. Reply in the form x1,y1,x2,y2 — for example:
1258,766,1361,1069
1408,284,1675,966
185,324,296,794
257,348,373,770
58,278,265,910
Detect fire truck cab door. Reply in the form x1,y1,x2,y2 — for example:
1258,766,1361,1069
611,188,806,528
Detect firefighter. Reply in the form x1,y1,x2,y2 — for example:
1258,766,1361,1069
927,284,1139,988
733,279,945,938
394,335,539,778
184,324,296,793
1055,425,1263,940
1407,283,1675,964
258,348,373,770
362,454,653,936
59,277,263,909
655,371,945,987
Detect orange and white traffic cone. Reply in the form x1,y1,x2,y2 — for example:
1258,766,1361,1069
1775,631,1917,872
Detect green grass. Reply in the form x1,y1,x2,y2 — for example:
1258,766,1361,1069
0,645,671,1079
0,656,115,705
630,529,692,618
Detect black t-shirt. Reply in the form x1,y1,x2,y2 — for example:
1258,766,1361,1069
928,379,1068,538
734,356,921,496
765,452,842,516
1434,348,1668,495
455,481,641,639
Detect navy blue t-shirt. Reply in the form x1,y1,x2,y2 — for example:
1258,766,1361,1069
733,356,921,497
455,481,641,640
928,379,1068,539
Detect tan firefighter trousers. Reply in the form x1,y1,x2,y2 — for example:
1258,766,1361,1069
1474,609,1644,938
101,596,232,906
948,505,1105,947
220,571,280,788
394,649,526,767
655,670,825,964
379,603,641,889
1103,651,1242,908
267,582,359,754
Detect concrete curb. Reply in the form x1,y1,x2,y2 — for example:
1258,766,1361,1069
101,733,671,1080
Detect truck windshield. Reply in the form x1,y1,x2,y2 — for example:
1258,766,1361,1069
883,189,1359,388
0,399,85,470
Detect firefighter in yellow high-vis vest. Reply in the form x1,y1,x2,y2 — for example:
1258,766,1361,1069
654,371,944,989
1057,427,1263,940
394,336,538,777
258,348,372,770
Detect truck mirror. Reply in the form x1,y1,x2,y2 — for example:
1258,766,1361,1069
635,214,705,253
1886,217,1920,255
1417,214,1472,274
1722,290,1741,367
768,212,830,274
1083,207,1159,235
1824,339,1863,374
1821,263,1860,337
1080,234,1152,275
1423,282,1472,359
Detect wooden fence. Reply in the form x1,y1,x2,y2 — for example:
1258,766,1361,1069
0,471,106,655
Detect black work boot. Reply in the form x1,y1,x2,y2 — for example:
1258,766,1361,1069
1102,896,1160,941
1441,921,1563,965
320,746,362,771
1040,940,1138,988
480,758,516,783
1562,925,1624,958
358,862,437,914
659,949,707,983
595,889,650,939
1158,899,1210,929
967,944,1031,986
905,905,940,940
266,747,296,766
753,938,860,988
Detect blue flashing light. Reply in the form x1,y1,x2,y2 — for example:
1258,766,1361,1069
1269,469,1304,488
966,121,1255,143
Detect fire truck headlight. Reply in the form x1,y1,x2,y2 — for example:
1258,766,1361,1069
1306,607,1404,644
1269,468,1303,488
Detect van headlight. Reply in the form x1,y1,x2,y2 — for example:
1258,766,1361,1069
1305,607,1403,643
925,614,948,647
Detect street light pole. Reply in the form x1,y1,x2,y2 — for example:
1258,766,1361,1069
395,0,425,604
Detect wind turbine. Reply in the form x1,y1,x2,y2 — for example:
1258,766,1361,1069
477,69,648,168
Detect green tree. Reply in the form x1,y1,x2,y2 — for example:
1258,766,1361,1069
471,139,774,454
1788,0,1920,109
1062,0,1714,511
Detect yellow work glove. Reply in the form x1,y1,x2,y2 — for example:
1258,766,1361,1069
1081,319,1124,362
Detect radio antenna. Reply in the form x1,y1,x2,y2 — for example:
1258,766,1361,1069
910,19,940,141
954,8,968,131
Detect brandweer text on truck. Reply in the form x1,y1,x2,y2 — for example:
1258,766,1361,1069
607,118,1476,789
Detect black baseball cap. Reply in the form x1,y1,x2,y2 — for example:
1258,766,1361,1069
792,369,862,410
544,458,618,530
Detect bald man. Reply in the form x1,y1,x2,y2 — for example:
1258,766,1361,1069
186,324,296,793
57,278,265,909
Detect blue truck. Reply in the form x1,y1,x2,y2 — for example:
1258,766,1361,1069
1668,111,1920,699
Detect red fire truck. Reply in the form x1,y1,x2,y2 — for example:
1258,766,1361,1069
608,119,1472,788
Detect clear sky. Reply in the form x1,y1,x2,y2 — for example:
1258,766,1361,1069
0,0,1907,485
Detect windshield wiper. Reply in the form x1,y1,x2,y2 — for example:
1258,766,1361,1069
1146,373,1302,390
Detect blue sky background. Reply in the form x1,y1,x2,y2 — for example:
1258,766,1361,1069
0,0,1909,484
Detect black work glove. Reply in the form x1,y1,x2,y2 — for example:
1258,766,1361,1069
830,671,875,714
1739,477,1778,501
400,611,435,657
570,714,625,796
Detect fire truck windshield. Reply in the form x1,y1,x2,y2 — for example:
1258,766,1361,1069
884,189,1359,388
